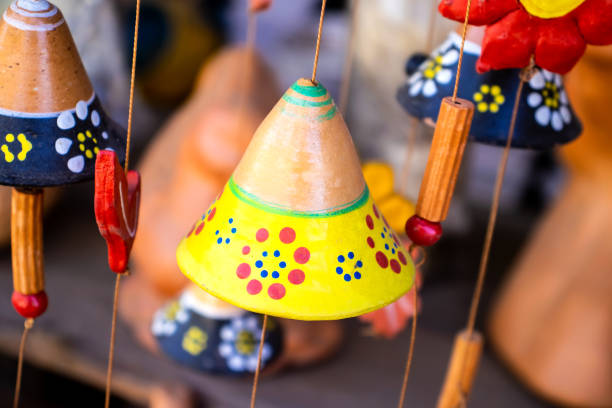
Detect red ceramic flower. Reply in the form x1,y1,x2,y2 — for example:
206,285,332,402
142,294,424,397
439,0,612,74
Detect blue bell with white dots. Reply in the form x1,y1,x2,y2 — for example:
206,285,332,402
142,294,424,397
397,31,582,149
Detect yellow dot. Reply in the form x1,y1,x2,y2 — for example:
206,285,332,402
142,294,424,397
94,147,100,154
553,100,559,108
545,98,553,107
435,56,442,64
477,102,488,112
1,144,14,163
86,130,92,138
473,92,483,102
491,85,501,96
480,84,490,94
543,90,549,97
93,138,97,144
78,133,85,142
435,65,442,73
494,95,505,105
489,103,499,113
79,144,85,151
5,134,14,143
424,69,435,79
85,149,93,159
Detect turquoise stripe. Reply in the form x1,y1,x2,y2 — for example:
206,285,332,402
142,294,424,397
282,93,332,108
291,82,328,97
317,105,337,122
229,177,368,218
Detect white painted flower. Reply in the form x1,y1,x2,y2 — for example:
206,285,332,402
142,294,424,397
151,301,189,337
218,315,272,373
407,43,459,98
527,70,572,132
55,97,103,173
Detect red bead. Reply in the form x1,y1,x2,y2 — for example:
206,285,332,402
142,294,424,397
12,291,48,319
405,215,443,246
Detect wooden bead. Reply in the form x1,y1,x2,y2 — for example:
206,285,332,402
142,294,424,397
416,97,474,222
437,329,484,408
11,188,44,295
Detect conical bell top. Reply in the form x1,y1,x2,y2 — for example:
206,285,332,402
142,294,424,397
177,79,415,321
0,0,125,187
233,78,365,212
0,0,93,114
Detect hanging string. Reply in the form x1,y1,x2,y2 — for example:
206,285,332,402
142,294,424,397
464,60,534,338
424,0,439,56
249,314,268,408
451,0,472,102
104,1,141,406
123,0,141,173
338,0,359,115
104,273,123,408
399,0,439,196
311,0,328,84
246,9,258,52
12,318,33,408
396,283,419,408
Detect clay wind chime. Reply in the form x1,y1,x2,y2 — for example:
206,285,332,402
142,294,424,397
176,0,416,405
399,0,612,406
0,1,126,406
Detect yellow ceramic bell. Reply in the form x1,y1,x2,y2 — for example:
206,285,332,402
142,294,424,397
176,78,415,320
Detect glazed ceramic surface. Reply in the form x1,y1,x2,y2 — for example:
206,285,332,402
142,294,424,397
397,32,582,150
152,289,282,375
177,79,415,320
0,0,125,186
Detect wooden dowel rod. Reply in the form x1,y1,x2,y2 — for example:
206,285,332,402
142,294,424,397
437,329,483,408
11,188,44,295
416,97,474,222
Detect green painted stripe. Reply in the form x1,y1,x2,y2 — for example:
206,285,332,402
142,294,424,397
282,93,332,108
317,105,337,122
229,177,368,218
290,82,328,97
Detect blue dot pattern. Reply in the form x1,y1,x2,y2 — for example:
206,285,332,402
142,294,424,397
336,251,364,282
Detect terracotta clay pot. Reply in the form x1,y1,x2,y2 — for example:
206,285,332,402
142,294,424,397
488,46,612,408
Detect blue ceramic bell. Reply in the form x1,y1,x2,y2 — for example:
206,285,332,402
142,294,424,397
152,285,283,375
0,0,125,187
397,31,582,150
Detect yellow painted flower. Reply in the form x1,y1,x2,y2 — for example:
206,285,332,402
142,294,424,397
473,84,505,114
182,326,208,355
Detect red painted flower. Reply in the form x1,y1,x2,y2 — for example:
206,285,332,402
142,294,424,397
439,0,612,74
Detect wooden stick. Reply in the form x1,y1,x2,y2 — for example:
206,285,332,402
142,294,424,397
11,188,44,295
436,330,483,408
416,97,474,222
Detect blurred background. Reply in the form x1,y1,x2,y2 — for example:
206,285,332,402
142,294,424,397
0,0,609,407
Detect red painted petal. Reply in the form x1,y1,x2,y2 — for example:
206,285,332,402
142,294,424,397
94,151,141,273
535,17,586,74
438,0,518,25
575,0,612,45
249,0,272,12
477,9,539,72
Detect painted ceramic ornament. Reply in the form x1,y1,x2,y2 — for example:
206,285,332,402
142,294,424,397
0,0,125,187
0,0,125,318
177,79,415,321
358,161,421,338
397,31,582,149
438,0,612,74
152,285,282,375
94,151,141,273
